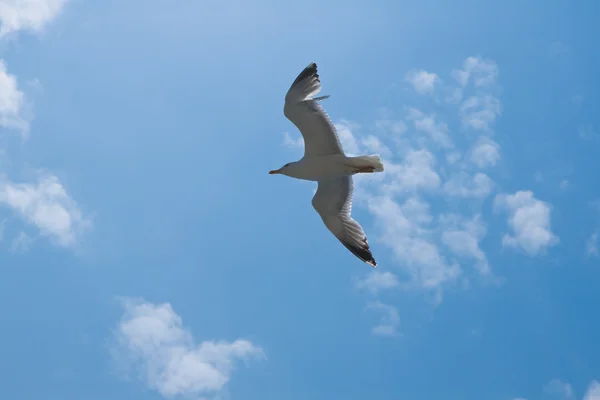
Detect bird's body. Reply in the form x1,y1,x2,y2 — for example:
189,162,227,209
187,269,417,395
269,62,384,267
278,154,383,182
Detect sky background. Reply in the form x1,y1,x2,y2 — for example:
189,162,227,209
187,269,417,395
1,0,600,399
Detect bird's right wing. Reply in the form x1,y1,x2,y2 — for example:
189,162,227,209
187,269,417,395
312,176,377,267
283,63,345,157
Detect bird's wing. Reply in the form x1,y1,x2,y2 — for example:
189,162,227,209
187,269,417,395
312,176,377,267
283,62,345,157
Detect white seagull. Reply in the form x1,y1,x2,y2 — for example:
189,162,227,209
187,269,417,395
269,62,384,267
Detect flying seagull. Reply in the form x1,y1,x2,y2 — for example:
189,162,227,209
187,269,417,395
269,62,385,267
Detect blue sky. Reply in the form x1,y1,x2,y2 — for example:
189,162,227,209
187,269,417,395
1,0,600,399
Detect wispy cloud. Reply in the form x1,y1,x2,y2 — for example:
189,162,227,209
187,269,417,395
356,271,399,295
367,301,400,337
495,190,559,256
362,56,502,293
0,60,28,135
0,0,70,37
335,120,361,155
0,174,90,247
452,56,499,88
406,108,453,148
471,137,500,168
459,94,502,132
367,195,461,290
112,298,264,399
440,214,491,276
405,70,439,95
544,379,575,400
381,149,441,194
452,57,502,141
443,172,493,198
584,381,600,400
515,379,600,400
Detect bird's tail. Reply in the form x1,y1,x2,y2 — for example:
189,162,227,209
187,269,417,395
348,155,385,173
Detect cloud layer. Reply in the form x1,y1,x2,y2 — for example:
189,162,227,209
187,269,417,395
282,56,561,334
0,0,89,250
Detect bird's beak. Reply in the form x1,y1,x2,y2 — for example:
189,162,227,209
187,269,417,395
269,169,282,175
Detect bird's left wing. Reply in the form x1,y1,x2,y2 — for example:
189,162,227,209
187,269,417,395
283,62,345,157
311,176,377,267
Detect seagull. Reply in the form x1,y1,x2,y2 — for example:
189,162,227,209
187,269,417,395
269,62,384,267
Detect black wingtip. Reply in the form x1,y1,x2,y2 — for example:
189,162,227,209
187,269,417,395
291,62,319,87
341,240,377,268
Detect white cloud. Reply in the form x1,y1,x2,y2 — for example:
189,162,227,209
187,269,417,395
405,70,439,94
471,137,500,168
460,94,501,132
452,56,499,88
451,57,501,134
338,57,503,294
367,195,461,289
584,381,600,400
0,60,28,134
406,108,453,148
361,135,392,158
367,301,399,337
335,120,361,155
441,214,490,275
375,116,407,135
586,232,598,257
0,174,90,247
112,298,264,399
0,0,69,37
382,149,441,194
495,190,559,256
443,172,493,199
357,271,399,294
544,379,575,400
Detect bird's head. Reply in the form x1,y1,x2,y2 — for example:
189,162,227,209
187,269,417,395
269,162,294,176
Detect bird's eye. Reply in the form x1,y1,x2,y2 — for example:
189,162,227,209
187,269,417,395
284,163,290,167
